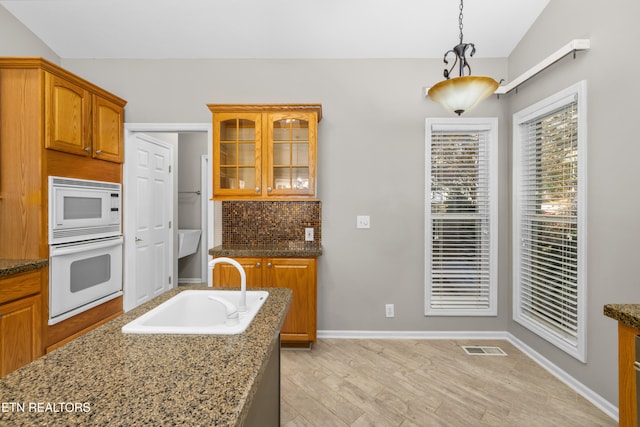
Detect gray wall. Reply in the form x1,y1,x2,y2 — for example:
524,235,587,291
60,56,509,333
0,6,59,62
506,0,640,408
1,0,628,409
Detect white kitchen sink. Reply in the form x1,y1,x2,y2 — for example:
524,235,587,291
121,290,268,335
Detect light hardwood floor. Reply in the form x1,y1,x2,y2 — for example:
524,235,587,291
281,339,616,426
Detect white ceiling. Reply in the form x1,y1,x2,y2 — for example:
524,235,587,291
2,0,550,59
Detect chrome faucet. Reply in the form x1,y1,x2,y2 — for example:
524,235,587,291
208,257,247,312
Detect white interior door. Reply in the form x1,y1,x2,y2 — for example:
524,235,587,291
124,133,174,311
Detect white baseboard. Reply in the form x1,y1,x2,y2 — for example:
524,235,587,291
319,330,511,340
317,330,618,422
505,333,619,422
177,278,203,284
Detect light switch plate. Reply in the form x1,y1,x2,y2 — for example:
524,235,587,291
356,215,370,229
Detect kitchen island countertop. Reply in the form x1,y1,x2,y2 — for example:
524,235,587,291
604,303,640,330
0,285,291,426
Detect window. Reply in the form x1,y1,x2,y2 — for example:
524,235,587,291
513,81,587,362
425,118,498,316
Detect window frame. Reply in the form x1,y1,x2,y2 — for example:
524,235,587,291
424,117,498,316
512,81,588,362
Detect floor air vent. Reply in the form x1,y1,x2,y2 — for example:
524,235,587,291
462,346,507,356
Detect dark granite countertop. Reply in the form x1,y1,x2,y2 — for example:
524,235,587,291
0,259,48,279
210,242,323,258
0,285,291,426
604,304,640,330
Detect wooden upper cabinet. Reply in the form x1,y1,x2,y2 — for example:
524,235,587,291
0,58,126,258
45,73,91,157
92,94,125,163
209,104,322,200
45,71,125,163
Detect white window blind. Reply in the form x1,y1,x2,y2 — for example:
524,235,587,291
513,81,587,362
425,119,497,316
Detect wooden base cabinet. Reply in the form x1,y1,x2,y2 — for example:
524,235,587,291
213,257,317,346
618,322,640,427
0,269,45,377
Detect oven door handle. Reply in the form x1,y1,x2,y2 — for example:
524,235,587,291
50,236,123,256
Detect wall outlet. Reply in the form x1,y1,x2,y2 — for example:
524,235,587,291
305,227,314,241
356,215,370,229
385,304,394,318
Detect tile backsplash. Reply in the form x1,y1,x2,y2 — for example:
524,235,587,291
222,201,321,246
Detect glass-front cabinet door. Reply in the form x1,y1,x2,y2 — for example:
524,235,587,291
213,112,262,196
209,104,321,200
266,112,317,197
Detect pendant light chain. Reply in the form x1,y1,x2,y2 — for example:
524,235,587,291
458,0,464,45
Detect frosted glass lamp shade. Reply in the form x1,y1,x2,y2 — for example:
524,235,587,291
428,75,499,115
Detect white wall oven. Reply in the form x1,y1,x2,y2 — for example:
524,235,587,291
48,176,123,325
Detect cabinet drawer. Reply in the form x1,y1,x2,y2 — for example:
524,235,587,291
0,270,41,305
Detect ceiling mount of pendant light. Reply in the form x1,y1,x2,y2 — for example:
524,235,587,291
427,0,499,116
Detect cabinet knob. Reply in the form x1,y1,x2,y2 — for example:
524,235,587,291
256,262,261,268
267,262,272,268
255,187,260,192
84,147,91,153
267,187,272,192
95,150,102,155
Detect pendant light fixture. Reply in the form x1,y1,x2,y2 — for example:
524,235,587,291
428,0,499,115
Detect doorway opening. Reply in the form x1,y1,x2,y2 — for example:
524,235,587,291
176,134,209,284
123,123,213,312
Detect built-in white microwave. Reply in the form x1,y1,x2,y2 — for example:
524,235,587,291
48,176,122,244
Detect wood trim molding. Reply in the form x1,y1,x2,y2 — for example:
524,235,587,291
46,297,123,350
207,104,323,121
0,57,126,106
